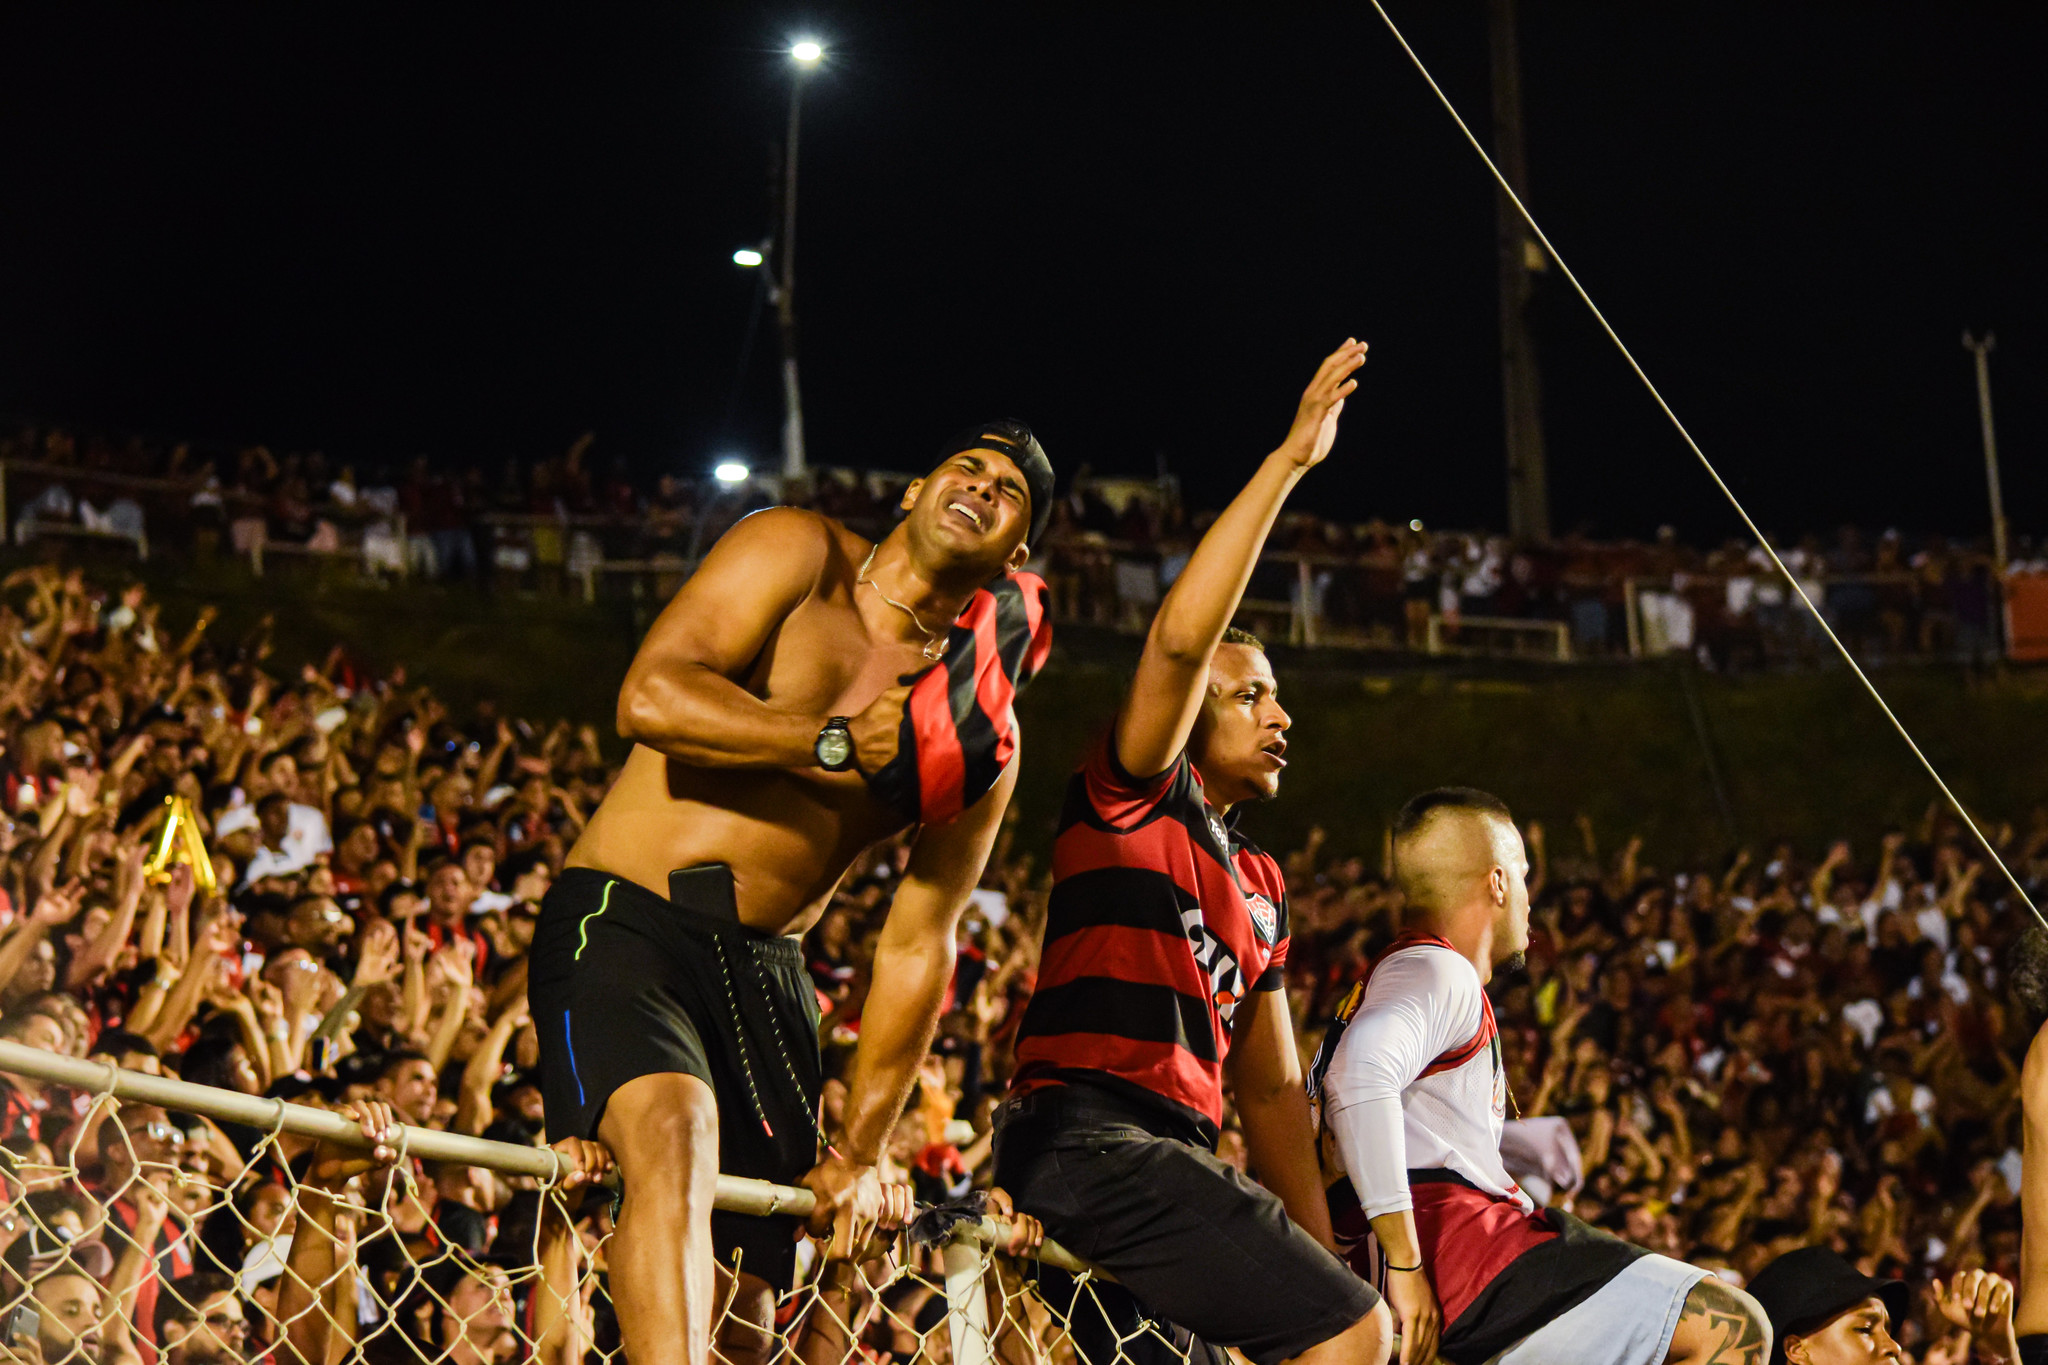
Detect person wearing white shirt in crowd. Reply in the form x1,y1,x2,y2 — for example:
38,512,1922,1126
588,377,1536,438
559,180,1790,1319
217,748,332,877
1312,787,1771,1365
232,793,334,887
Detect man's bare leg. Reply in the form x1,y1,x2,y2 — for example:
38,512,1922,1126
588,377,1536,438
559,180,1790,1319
1283,1301,1394,1365
714,1267,779,1365
599,1073,722,1365
1665,1277,1771,1365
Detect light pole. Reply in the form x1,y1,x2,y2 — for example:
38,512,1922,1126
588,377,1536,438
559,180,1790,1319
1490,0,1550,544
1962,330,2006,578
776,39,824,481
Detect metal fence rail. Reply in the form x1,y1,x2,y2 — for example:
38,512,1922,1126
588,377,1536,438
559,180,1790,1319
0,1041,1099,1365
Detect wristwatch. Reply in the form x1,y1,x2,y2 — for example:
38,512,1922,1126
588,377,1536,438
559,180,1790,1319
815,717,856,772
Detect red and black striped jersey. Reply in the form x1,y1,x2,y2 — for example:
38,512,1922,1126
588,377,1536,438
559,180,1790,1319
867,571,1053,827
1010,734,1290,1146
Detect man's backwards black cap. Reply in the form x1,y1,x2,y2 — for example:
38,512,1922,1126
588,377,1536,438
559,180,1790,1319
932,420,1054,553
1747,1247,1909,1365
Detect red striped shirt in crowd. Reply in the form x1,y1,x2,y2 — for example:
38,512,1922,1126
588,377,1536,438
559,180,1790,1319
1010,733,1290,1146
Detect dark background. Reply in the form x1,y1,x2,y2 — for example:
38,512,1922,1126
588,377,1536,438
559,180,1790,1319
0,3,2038,543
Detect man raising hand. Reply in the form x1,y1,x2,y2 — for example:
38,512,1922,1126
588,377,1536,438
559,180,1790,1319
997,341,1393,1365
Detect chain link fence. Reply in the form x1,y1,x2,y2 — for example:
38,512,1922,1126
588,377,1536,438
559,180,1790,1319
0,1043,1171,1365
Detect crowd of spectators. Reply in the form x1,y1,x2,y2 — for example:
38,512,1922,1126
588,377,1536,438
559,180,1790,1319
4,421,2034,667
0,553,2044,1362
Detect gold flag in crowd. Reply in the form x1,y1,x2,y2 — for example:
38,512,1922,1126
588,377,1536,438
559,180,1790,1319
143,794,217,894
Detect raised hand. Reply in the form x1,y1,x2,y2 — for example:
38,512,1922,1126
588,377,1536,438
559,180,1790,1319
247,977,287,1025
1277,339,1368,471
63,772,102,817
1930,1268,2017,1357
428,937,477,990
280,956,326,1016
353,919,401,987
30,879,86,927
198,905,240,955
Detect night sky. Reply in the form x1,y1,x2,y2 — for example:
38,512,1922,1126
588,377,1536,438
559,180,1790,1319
1,4,2039,544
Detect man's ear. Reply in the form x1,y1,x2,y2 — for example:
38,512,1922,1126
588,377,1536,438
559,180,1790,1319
900,478,924,512
1005,541,1030,573
1491,866,1509,906
1782,1334,1807,1365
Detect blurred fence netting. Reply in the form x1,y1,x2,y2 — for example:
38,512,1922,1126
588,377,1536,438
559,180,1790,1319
0,1043,1160,1365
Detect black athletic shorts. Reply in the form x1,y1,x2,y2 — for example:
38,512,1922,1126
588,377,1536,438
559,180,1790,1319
529,865,822,1288
993,1083,1381,1365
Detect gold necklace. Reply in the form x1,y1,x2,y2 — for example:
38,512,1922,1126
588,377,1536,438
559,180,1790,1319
858,546,948,661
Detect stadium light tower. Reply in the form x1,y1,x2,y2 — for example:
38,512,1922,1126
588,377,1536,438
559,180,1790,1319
775,38,826,481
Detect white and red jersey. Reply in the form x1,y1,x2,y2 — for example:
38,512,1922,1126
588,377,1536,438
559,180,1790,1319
1309,932,1556,1330
1315,933,1522,1212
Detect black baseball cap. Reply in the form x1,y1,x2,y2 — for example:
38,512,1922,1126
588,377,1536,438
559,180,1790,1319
1747,1247,1909,1364
931,420,1055,552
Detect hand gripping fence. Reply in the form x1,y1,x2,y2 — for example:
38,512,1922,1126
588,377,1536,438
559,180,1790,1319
0,1042,1200,1365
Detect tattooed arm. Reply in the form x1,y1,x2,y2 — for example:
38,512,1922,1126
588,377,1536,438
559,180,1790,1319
1665,1276,1771,1365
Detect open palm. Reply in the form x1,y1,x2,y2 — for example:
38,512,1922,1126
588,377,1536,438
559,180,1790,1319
1280,339,1368,469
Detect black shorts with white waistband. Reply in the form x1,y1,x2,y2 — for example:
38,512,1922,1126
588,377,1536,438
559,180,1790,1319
528,866,822,1289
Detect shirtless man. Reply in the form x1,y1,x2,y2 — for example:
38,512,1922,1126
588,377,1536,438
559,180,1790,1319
1313,788,1771,1365
528,426,1053,1365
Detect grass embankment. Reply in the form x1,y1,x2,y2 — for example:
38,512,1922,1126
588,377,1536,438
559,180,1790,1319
18,549,2044,871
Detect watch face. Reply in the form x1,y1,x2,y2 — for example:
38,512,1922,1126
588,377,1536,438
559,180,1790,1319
817,727,852,770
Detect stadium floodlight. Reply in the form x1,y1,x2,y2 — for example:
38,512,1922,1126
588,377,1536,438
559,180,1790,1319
1409,519,1425,532
790,40,823,65
733,247,764,268
714,461,750,485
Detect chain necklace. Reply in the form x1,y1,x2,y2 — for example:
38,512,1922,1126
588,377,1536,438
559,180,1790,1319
857,546,949,660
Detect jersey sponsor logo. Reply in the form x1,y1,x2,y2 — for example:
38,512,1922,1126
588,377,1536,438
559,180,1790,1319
1181,907,1247,1026
1245,892,1278,943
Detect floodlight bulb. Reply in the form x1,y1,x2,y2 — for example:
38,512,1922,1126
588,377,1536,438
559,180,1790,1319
714,461,750,485
732,247,764,267
1409,519,1425,532
791,40,823,64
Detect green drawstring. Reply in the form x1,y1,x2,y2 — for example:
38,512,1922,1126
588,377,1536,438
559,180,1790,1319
574,879,616,961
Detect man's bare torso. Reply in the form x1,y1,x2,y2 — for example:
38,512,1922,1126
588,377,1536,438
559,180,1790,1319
568,518,923,937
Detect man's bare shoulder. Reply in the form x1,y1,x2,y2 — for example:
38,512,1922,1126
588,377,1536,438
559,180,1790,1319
713,507,870,579
719,505,835,555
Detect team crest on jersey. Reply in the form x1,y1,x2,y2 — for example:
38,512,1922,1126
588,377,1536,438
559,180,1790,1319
1181,908,1247,1025
1245,892,1278,943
